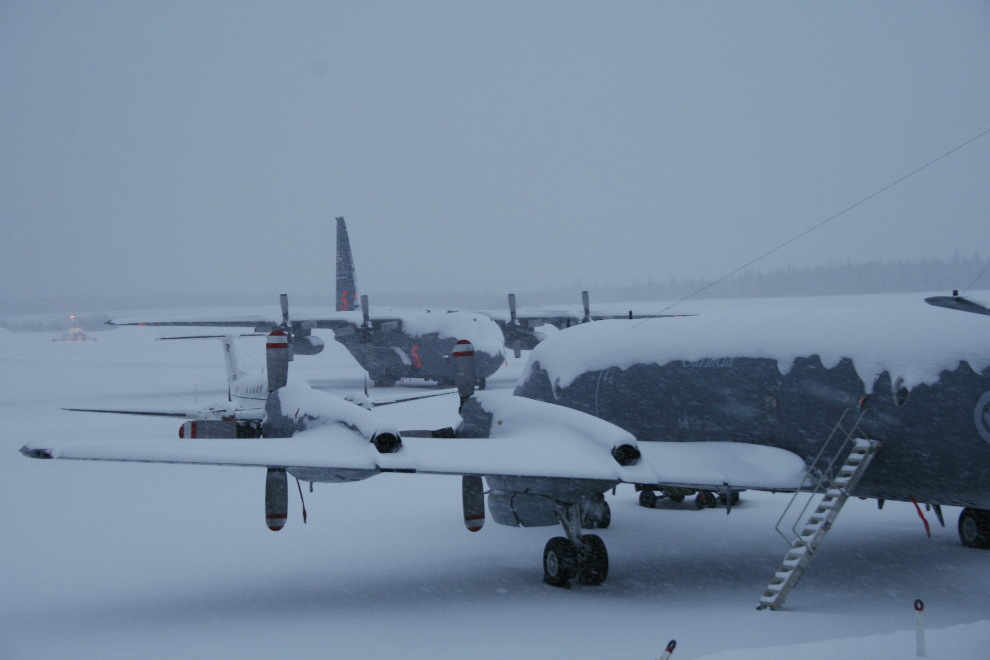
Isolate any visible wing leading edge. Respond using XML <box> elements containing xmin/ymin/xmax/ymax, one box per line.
<box><xmin>20</xmin><ymin>433</ymin><xmax>807</xmax><ymax>491</ymax></box>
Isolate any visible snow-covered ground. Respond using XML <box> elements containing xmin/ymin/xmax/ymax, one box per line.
<box><xmin>1</xmin><ymin>321</ymin><xmax>987</xmax><ymax>659</ymax></box>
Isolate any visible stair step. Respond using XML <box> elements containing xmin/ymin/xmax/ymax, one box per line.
<box><xmin>763</xmin><ymin>430</ymin><xmax>880</xmax><ymax>611</ymax></box>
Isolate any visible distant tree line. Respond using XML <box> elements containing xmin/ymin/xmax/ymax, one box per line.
<box><xmin>377</xmin><ymin>252</ymin><xmax>990</xmax><ymax>309</ymax></box>
<box><xmin>1</xmin><ymin>253</ymin><xmax>987</xmax><ymax>329</ymax></box>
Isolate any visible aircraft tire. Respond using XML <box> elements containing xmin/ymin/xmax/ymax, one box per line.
<box><xmin>695</xmin><ymin>491</ymin><xmax>717</xmax><ymax>509</ymax></box>
<box><xmin>582</xmin><ymin>496</ymin><xmax>610</xmax><ymax>529</ymax></box>
<box><xmin>543</xmin><ymin>537</ymin><xmax>577</xmax><ymax>586</ymax></box>
<box><xmin>639</xmin><ymin>489</ymin><xmax>658</xmax><ymax>508</ymax></box>
<box><xmin>959</xmin><ymin>508</ymin><xmax>990</xmax><ymax>549</ymax></box>
<box><xmin>719</xmin><ymin>491</ymin><xmax>741</xmax><ymax>506</ymax></box>
<box><xmin>597</xmin><ymin>501</ymin><xmax>611</xmax><ymax>529</ymax></box>
<box><xmin>476</xmin><ymin>378</ymin><xmax>486</xmax><ymax>390</ymax></box>
<box><xmin>579</xmin><ymin>534</ymin><xmax>608</xmax><ymax>586</ymax></box>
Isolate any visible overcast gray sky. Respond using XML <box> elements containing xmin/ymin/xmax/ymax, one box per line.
<box><xmin>1</xmin><ymin>2</ymin><xmax>988</xmax><ymax>303</ymax></box>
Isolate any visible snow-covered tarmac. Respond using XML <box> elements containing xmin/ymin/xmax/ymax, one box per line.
<box><xmin>1</xmin><ymin>325</ymin><xmax>987</xmax><ymax>659</ymax></box>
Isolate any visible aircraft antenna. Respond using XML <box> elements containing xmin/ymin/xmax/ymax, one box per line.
<box><xmin>638</xmin><ymin>126</ymin><xmax>990</xmax><ymax>320</ymax></box>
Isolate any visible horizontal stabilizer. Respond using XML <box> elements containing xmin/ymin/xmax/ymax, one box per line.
<box><xmin>157</xmin><ymin>334</ymin><xmax>265</xmax><ymax>340</ymax></box>
<box><xmin>925</xmin><ymin>295</ymin><xmax>990</xmax><ymax>317</ymax></box>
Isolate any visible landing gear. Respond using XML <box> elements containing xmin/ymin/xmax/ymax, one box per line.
<box><xmin>637</xmin><ymin>486</ymin><xmax>689</xmax><ymax>507</ymax></box>
<box><xmin>543</xmin><ymin>502</ymin><xmax>609</xmax><ymax>587</ymax></box>
<box><xmin>543</xmin><ymin>537</ymin><xmax>577</xmax><ymax>586</ymax></box>
<box><xmin>582</xmin><ymin>494</ymin><xmax>611</xmax><ymax>529</ymax></box>
<box><xmin>959</xmin><ymin>508</ymin><xmax>990</xmax><ymax>548</ymax></box>
<box><xmin>373</xmin><ymin>379</ymin><xmax>395</xmax><ymax>388</ymax></box>
<box><xmin>719</xmin><ymin>491</ymin><xmax>740</xmax><ymax>507</ymax></box>
<box><xmin>695</xmin><ymin>490</ymin><xmax>717</xmax><ymax>509</ymax></box>
<box><xmin>578</xmin><ymin>534</ymin><xmax>608</xmax><ymax>585</ymax></box>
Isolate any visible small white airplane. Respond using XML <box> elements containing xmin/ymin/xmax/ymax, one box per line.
<box><xmin>63</xmin><ymin>334</ymin><xmax>270</xmax><ymax>436</ymax></box>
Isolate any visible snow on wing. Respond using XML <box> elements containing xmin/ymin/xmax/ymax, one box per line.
<box><xmin>19</xmin><ymin>435</ymin><xmax>807</xmax><ymax>490</ymax></box>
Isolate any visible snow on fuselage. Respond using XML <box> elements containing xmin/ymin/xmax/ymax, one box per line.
<box><xmin>333</xmin><ymin>310</ymin><xmax>505</xmax><ymax>385</ymax></box>
<box><xmin>514</xmin><ymin>293</ymin><xmax>990</xmax><ymax>509</ymax></box>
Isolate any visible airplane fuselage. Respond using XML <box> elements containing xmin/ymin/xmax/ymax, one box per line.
<box><xmin>329</xmin><ymin>312</ymin><xmax>505</xmax><ymax>387</ymax></box>
<box><xmin>513</xmin><ymin>301</ymin><xmax>990</xmax><ymax>510</ymax></box>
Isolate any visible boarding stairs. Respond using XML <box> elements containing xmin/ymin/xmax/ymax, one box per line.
<box><xmin>758</xmin><ymin>408</ymin><xmax>881</xmax><ymax>610</ymax></box>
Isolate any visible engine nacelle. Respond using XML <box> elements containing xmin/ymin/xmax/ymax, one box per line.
<box><xmin>291</xmin><ymin>334</ymin><xmax>324</xmax><ymax>356</ymax></box>
<box><xmin>179</xmin><ymin>420</ymin><xmax>236</xmax><ymax>438</ymax></box>
<box><xmin>179</xmin><ymin>420</ymin><xmax>261</xmax><ymax>438</ymax></box>
<box><xmin>487</xmin><ymin>490</ymin><xmax>559</xmax><ymax>527</ymax></box>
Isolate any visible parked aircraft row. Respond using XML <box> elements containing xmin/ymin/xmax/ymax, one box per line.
<box><xmin>110</xmin><ymin>218</ymin><xmax>683</xmax><ymax>388</ymax></box>
<box><xmin>23</xmin><ymin>289</ymin><xmax>990</xmax><ymax>604</ymax></box>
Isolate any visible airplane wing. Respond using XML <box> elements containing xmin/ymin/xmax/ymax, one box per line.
<box><xmin>62</xmin><ymin>407</ymin><xmax>203</xmax><ymax>418</ymax></box>
<box><xmin>19</xmin><ymin>432</ymin><xmax>807</xmax><ymax>491</ymax></box>
<box><xmin>109</xmin><ymin>310</ymin><xmax>373</xmax><ymax>331</ymax></box>
<box><xmin>61</xmin><ymin>406</ymin><xmax>265</xmax><ymax>421</ymax></box>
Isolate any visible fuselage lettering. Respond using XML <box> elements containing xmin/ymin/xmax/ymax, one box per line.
<box><xmin>683</xmin><ymin>357</ymin><xmax>734</xmax><ymax>368</ymax></box>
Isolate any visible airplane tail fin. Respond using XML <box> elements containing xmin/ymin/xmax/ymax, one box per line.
<box><xmin>336</xmin><ymin>217</ymin><xmax>359</xmax><ymax>312</ymax></box>
<box><xmin>219</xmin><ymin>335</ymin><xmax>249</xmax><ymax>391</ymax></box>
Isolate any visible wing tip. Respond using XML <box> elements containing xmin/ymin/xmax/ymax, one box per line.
<box><xmin>20</xmin><ymin>445</ymin><xmax>53</xmax><ymax>459</ymax></box>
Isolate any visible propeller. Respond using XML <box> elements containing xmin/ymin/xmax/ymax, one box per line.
<box><xmin>261</xmin><ymin>294</ymin><xmax>324</xmax><ymax>357</ymax></box>
<box><xmin>266</xmin><ymin>330</ymin><xmax>291</xmax><ymax>393</ymax></box>
<box><xmin>462</xmin><ymin>475</ymin><xmax>485</xmax><ymax>532</ymax></box>
<box><xmin>581</xmin><ymin>290</ymin><xmax>591</xmax><ymax>323</ymax></box>
<box><xmin>502</xmin><ymin>293</ymin><xmax>525</xmax><ymax>358</ymax></box>
<box><xmin>361</xmin><ymin>294</ymin><xmax>371</xmax><ymax>328</ymax></box>
<box><xmin>263</xmin><ymin>327</ymin><xmax>292</xmax><ymax>531</ymax></box>
<box><xmin>265</xmin><ymin>467</ymin><xmax>288</xmax><ymax>531</ymax></box>
<box><xmin>454</xmin><ymin>339</ymin><xmax>476</xmax><ymax>410</ymax></box>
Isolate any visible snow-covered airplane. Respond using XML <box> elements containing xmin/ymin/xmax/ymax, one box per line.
<box><xmin>63</xmin><ymin>332</ymin><xmax>455</xmax><ymax>429</ymax></box>
<box><xmin>20</xmin><ymin>292</ymin><xmax>990</xmax><ymax>605</ymax></box>
<box><xmin>20</xmin><ymin>323</ymin><xmax>807</xmax><ymax>588</ymax></box>
<box><xmin>63</xmin><ymin>334</ymin><xmax>270</xmax><ymax>435</ymax></box>
<box><xmin>108</xmin><ymin>219</ymin><xmax>506</xmax><ymax>389</ymax></box>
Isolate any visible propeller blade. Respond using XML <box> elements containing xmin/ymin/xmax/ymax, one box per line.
<box><xmin>266</xmin><ymin>331</ymin><xmax>290</xmax><ymax>392</ymax></box>
<box><xmin>462</xmin><ymin>475</ymin><xmax>485</xmax><ymax>532</ymax></box>
<box><xmin>361</xmin><ymin>294</ymin><xmax>370</xmax><ymax>328</ymax></box>
<box><xmin>265</xmin><ymin>467</ymin><xmax>288</xmax><ymax>531</ymax></box>
<box><xmin>512</xmin><ymin>339</ymin><xmax>521</xmax><ymax>359</ymax></box>
<box><xmin>453</xmin><ymin>339</ymin><xmax>476</xmax><ymax>409</ymax></box>
<box><xmin>582</xmin><ymin>290</ymin><xmax>591</xmax><ymax>323</ymax></box>
<box><xmin>280</xmin><ymin>293</ymin><xmax>290</xmax><ymax>325</ymax></box>
<box><xmin>508</xmin><ymin>293</ymin><xmax>517</xmax><ymax>323</ymax></box>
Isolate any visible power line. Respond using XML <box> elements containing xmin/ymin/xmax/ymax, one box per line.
<box><xmin>644</xmin><ymin>126</ymin><xmax>990</xmax><ymax>317</ymax></box>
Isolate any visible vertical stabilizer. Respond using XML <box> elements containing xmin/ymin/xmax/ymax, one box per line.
<box><xmin>220</xmin><ymin>335</ymin><xmax>248</xmax><ymax>388</ymax></box>
<box><xmin>336</xmin><ymin>217</ymin><xmax>359</xmax><ymax>312</ymax></box>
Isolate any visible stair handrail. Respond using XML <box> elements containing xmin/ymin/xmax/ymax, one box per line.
<box><xmin>774</xmin><ymin>407</ymin><xmax>871</xmax><ymax>546</ymax></box>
